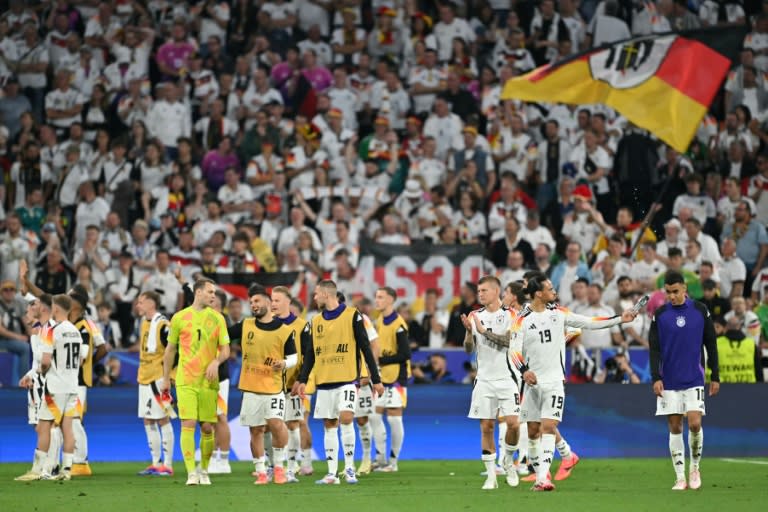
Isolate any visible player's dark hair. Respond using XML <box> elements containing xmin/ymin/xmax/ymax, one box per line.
<box><xmin>194</xmin><ymin>277</ymin><xmax>216</xmax><ymax>292</ymax></box>
<box><xmin>141</xmin><ymin>290</ymin><xmax>162</xmax><ymax>308</ymax></box>
<box><xmin>38</xmin><ymin>293</ymin><xmax>53</xmax><ymax>309</ymax></box>
<box><xmin>478</xmin><ymin>275</ymin><xmax>501</xmax><ymax>288</ymax></box>
<box><xmin>290</xmin><ymin>298</ymin><xmax>304</xmax><ymax>311</ymax></box>
<box><xmin>505</xmin><ymin>282</ymin><xmax>526</xmax><ymax>305</ymax></box>
<box><xmin>378</xmin><ymin>286</ymin><xmax>397</xmax><ymax>299</ymax></box>
<box><xmin>248</xmin><ymin>283</ymin><xmax>269</xmax><ymax>298</ymax></box>
<box><xmin>53</xmin><ymin>294</ymin><xmax>72</xmax><ymax>312</ymax></box>
<box><xmin>525</xmin><ymin>274</ymin><xmax>548</xmax><ymax>296</ymax></box>
<box><xmin>664</xmin><ymin>270</ymin><xmax>686</xmax><ymax>286</ymax></box>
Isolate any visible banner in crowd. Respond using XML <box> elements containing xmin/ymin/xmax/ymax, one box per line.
<box><xmin>357</xmin><ymin>239</ymin><xmax>495</xmax><ymax>308</ymax></box>
<box><xmin>204</xmin><ymin>271</ymin><xmax>307</xmax><ymax>304</ymax></box>
<box><xmin>501</xmin><ymin>27</ymin><xmax>747</xmax><ymax>152</ymax></box>
<box><xmin>298</xmin><ymin>186</ymin><xmax>391</xmax><ymax>203</ymax></box>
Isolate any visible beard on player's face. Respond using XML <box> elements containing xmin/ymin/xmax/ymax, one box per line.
<box><xmin>253</xmin><ymin>304</ymin><xmax>269</xmax><ymax>318</ymax></box>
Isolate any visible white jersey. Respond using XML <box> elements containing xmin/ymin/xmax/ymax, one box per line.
<box><xmin>512</xmin><ymin>304</ymin><xmax>621</xmax><ymax>384</ymax></box>
<box><xmin>472</xmin><ymin>306</ymin><xmax>517</xmax><ymax>381</ymax></box>
<box><xmin>42</xmin><ymin>320</ymin><xmax>84</xmax><ymax>394</ymax></box>
<box><xmin>28</xmin><ymin>319</ymin><xmax>56</xmax><ymax>376</ymax></box>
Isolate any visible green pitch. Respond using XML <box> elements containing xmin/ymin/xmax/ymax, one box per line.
<box><xmin>3</xmin><ymin>459</ymin><xmax>766</xmax><ymax>512</ymax></box>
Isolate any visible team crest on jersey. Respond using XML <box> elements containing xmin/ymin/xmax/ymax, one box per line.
<box><xmin>588</xmin><ymin>35</ymin><xmax>675</xmax><ymax>89</ymax></box>
<box><xmin>676</xmin><ymin>316</ymin><xmax>686</xmax><ymax>328</ymax></box>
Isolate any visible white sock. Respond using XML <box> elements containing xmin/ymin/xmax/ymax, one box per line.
<box><xmin>669</xmin><ymin>433</ymin><xmax>685</xmax><ymax>479</ymax></box>
<box><xmin>301</xmin><ymin>448</ymin><xmax>313</xmax><ymax>468</ymax></box>
<box><xmin>340</xmin><ymin>422</ymin><xmax>356</xmax><ymax>470</ymax></box>
<box><xmin>689</xmin><ymin>428</ymin><xmax>703</xmax><ymax>471</ymax></box>
<box><xmin>33</xmin><ymin>449</ymin><xmax>46</xmax><ymax>473</ymax></box>
<box><xmin>387</xmin><ymin>416</ymin><xmax>404</xmax><ymax>463</ymax></box>
<box><xmin>324</xmin><ymin>427</ymin><xmax>339</xmax><ymax>476</ymax></box>
<box><xmin>528</xmin><ymin>437</ymin><xmax>540</xmax><ymax>477</ymax></box>
<box><xmin>503</xmin><ymin>442</ymin><xmax>518</xmax><ymax>467</ymax></box>
<box><xmin>253</xmin><ymin>456</ymin><xmax>266</xmax><ymax>474</ymax></box>
<box><xmin>73</xmin><ymin>419</ymin><xmax>88</xmax><ymax>464</ymax></box>
<box><xmin>539</xmin><ymin>434</ymin><xmax>556</xmax><ymax>483</ymax></box>
<box><xmin>369</xmin><ymin>412</ymin><xmax>387</xmax><ymax>464</ymax></box>
<box><xmin>47</xmin><ymin>427</ymin><xmax>62</xmax><ymax>471</ymax></box>
<box><xmin>482</xmin><ymin>452</ymin><xmax>496</xmax><ymax>479</ymax></box>
<box><xmin>517</xmin><ymin>423</ymin><xmax>528</xmax><ymax>463</ymax></box>
<box><xmin>145</xmin><ymin>424</ymin><xmax>162</xmax><ymax>466</ymax></box>
<box><xmin>272</xmin><ymin>446</ymin><xmax>286</xmax><ymax>469</ymax></box>
<box><xmin>287</xmin><ymin>428</ymin><xmax>301</xmax><ymax>471</ymax></box>
<box><xmin>160</xmin><ymin>423</ymin><xmax>174</xmax><ymax>466</ymax></box>
<box><xmin>556</xmin><ymin>438</ymin><xmax>572</xmax><ymax>459</ymax></box>
<box><xmin>62</xmin><ymin>452</ymin><xmax>74</xmax><ymax>471</ymax></box>
<box><xmin>264</xmin><ymin>431</ymin><xmax>273</xmax><ymax>466</ymax></box>
<box><xmin>497</xmin><ymin>422</ymin><xmax>508</xmax><ymax>465</ymax></box>
<box><xmin>220</xmin><ymin>450</ymin><xmax>229</xmax><ymax>461</ymax></box>
<box><xmin>358</xmin><ymin>422</ymin><xmax>372</xmax><ymax>460</ymax></box>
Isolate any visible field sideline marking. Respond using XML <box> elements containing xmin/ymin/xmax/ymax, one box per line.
<box><xmin>719</xmin><ymin>458</ymin><xmax>768</xmax><ymax>465</ymax></box>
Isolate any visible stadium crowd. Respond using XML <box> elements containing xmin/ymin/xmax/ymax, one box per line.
<box><xmin>0</xmin><ymin>0</ymin><xmax>767</xmax><ymax>387</ymax></box>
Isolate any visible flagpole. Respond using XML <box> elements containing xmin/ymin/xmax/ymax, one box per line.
<box><xmin>628</xmin><ymin>175</ymin><xmax>673</xmax><ymax>259</ymax></box>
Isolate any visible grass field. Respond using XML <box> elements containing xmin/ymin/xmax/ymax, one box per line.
<box><xmin>3</xmin><ymin>459</ymin><xmax>766</xmax><ymax>511</ymax></box>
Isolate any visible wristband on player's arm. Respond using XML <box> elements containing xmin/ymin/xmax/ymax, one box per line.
<box><xmin>519</xmin><ymin>364</ymin><xmax>530</xmax><ymax>375</ymax></box>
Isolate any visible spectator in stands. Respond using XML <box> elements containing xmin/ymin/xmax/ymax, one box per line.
<box><xmin>446</xmin><ymin>282</ymin><xmax>480</xmax><ymax>347</ymax></box>
<box><xmin>0</xmin><ymin>77</ymin><xmax>32</xmax><ymax>140</ymax></box>
<box><xmin>551</xmin><ymin>241</ymin><xmax>592</xmax><ymax>305</ymax></box>
<box><xmin>412</xmin><ymin>353</ymin><xmax>455</xmax><ymax>384</ymax></box>
<box><xmin>411</xmin><ymin>288</ymin><xmax>450</xmax><ymax>350</ymax></box>
<box><xmin>722</xmin><ymin>200</ymin><xmax>768</xmax><ymax>283</ymax></box>
<box><xmin>0</xmin><ymin>279</ymin><xmax>31</xmax><ymax>385</ymax></box>
<box><xmin>701</xmin><ymin>279</ymin><xmax>731</xmax><ymax>319</ymax></box>
<box><xmin>594</xmin><ymin>347</ymin><xmax>641</xmax><ymax>384</ymax></box>
<box><xmin>578</xmin><ymin>283</ymin><xmax>623</xmax><ymax>349</ymax></box>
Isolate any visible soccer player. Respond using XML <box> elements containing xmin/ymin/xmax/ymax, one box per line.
<box><xmin>35</xmin><ymin>295</ymin><xmax>85</xmax><ymax>481</ymax></box>
<box><xmin>290</xmin><ymin>296</ymin><xmax>315</xmax><ymax>476</ymax></box>
<box><xmin>209</xmin><ymin>289</ymin><xmax>233</xmax><ymax>475</ymax></box>
<box><xmin>512</xmin><ymin>274</ymin><xmax>637</xmax><ymax>491</ymax></box>
<box><xmin>353</xmin><ymin>297</ymin><xmax>380</xmax><ymax>475</ymax></box>
<box><xmin>68</xmin><ymin>289</ymin><xmax>107</xmax><ymax>477</ymax></box>
<box><xmin>292</xmin><ymin>280</ymin><xmax>384</xmax><ymax>485</ymax></box>
<box><xmin>162</xmin><ymin>278</ymin><xmax>230</xmax><ymax>486</ymax></box>
<box><xmin>650</xmin><ymin>270</ymin><xmax>720</xmax><ymax>491</ymax></box>
<box><xmin>271</xmin><ymin>285</ymin><xmax>310</xmax><ymax>482</ymax></box>
<box><xmin>239</xmin><ymin>284</ymin><xmax>297</xmax><ymax>485</ymax></box>
<box><xmin>372</xmin><ymin>287</ymin><xmax>410</xmax><ymax>473</ymax></box>
<box><xmin>16</xmin><ymin>294</ymin><xmax>61</xmax><ymax>481</ymax></box>
<box><xmin>136</xmin><ymin>291</ymin><xmax>174</xmax><ymax>476</ymax></box>
<box><xmin>462</xmin><ymin>276</ymin><xmax>521</xmax><ymax>490</ymax></box>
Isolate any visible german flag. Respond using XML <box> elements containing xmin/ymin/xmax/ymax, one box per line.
<box><xmin>501</xmin><ymin>27</ymin><xmax>747</xmax><ymax>152</ymax></box>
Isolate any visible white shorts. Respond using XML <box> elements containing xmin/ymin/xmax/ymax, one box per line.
<box><xmin>240</xmin><ymin>391</ymin><xmax>286</xmax><ymax>427</ymax></box>
<box><xmin>77</xmin><ymin>386</ymin><xmax>87</xmax><ymax>417</ymax></box>
<box><xmin>217</xmin><ymin>379</ymin><xmax>229</xmax><ymax>416</ymax></box>
<box><xmin>314</xmin><ymin>384</ymin><xmax>357</xmax><ymax>420</ymax></box>
<box><xmin>355</xmin><ymin>384</ymin><xmax>374</xmax><ymax>417</ymax></box>
<box><xmin>655</xmin><ymin>386</ymin><xmax>706</xmax><ymax>416</ymax></box>
<box><xmin>520</xmin><ymin>381</ymin><xmax>565</xmax><ymax>423</ymax></box>
<box><xmin>27</xmin><ymin>376</ymin><xmax>44</xmax><ymax>425</ymax></box>
<box><xmin>138</xmin><ymin>379</ymin><xmax>168</xmax><ymax>420</ymax></box>
<box><xmin>39</xmin><ymin>392</ymin><xmax>79</xmax><ymax>424</ymax></box>
<box><xmin>375</xmin><ymin>384</ymin><xmax>407</xmax><ymax>409</ymax></box>
<box><xmin>468</xmin><ymin>378</ymin><xmax>521</xmax><ymax>419</ymax></box>
<box><xmin>285</xmin><ymin>394</ymin><xmax>305</xmax><ymax>422</ymax></box>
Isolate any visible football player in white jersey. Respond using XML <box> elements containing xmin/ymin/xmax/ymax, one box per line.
<box><xmin>34</xmin><ymin>295</ymin><xmax>87</xmax><ymax>481</ymax></box>
<box><xmin>505</xmin><ymin>277</ymin><xmax>582</xmax><ymax>482</ymax></box>
<box><xmin>353</xmin><ymin>298</ymin><xmax>380</xmax><ymax>475</ymax></box>
<box><xmin>462</xmin><ymin>276</ymin><xmax>521</xmax><ymax>490</ymax></box>
<box><xmin>511</xmin><ymin>275</ymin><xmax>637</xmax><ymax>491</ymax></box>
<box><xmin>16</xmin><ymin>294</ymin><xmax>62</xmax><ymax>481</ymax></box>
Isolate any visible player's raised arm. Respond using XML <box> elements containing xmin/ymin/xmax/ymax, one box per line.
<box><xmin>354</xmin><ymin>311</ymin><xmax>382</xmax><ymax>385</ymax></box>
<box><xmin>562</xmin><ymin>306</ymin><xmax>635</xmax><ymax>330</ymax></box>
